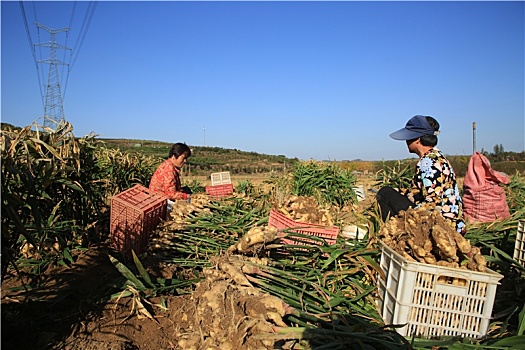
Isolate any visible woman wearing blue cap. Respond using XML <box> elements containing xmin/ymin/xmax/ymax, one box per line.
<box><xmin>376</xmin><ymin>115</ymin><xmax>465</xmax><ymax>234</ymax></box>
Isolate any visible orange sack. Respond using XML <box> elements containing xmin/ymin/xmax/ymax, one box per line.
<box><xmin>462</xmin><ymin>152</ymin><xmax>510</xmax><ymax>222</ymax></box>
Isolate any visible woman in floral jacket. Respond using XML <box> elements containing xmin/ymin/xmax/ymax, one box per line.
<box><xmin>149</xmin><ymin>143</ymin><xmax>192</xmax><ymax>202</ymax></box>
<box><xmin>376</xmin><ymin>115</ymin><xmax>465</xmax><ymax>234</ymax></box>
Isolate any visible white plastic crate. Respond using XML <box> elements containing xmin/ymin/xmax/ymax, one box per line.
<box><xmin>513</xmin><ymin>220</ymin><xmax>525</xmax><ymax>266</ymax></box>
<box><xmin>377</xmin><ymin>242</ymin><xmax>503</xmax><ymax>339</ymax></box>
<box><xmin>210</xmin><ymin>171</ymin><xmax>231</xmax><ymax>186</ymax></box>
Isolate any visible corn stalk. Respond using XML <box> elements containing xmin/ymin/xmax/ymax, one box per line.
<box><xmin>95</xmin><ymin>145</ymin><xmax>159</xmax><ymax>200</ymax></box>
<box><xmin>1</xmin><ymin>122</ymin><xmax>107</xmax><ymax>276</ymax></box>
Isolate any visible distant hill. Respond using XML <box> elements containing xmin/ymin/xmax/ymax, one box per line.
<box><xmin>79</xmin><ymin>138</ymin><xmax>525</xmax><ymax>177</ymax></box>
<box><xmin>100</xmin><ymin>138</ymin><xmax>298</xmax><ymax>176</ymax></box>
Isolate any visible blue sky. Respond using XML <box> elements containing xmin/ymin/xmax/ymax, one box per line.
<box><xmin>2</xmin><ymin>1</ymin><xmax>524</xmax><ymax>161</ymax></box>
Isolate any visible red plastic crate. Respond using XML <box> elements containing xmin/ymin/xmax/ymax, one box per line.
<box><xmin>206</xmin><ymin>184</ymin><xmax>234</xmax><ymax>198</ymax></box>
<box><xmin>110</xmin><ymin>185</ymin><xmax>167</xmax><ymax>256</ymax></box>
<box><xmin>268</xmin><ymin>209</ymin><xmax>338</xmax><ymax>246</ymax></box>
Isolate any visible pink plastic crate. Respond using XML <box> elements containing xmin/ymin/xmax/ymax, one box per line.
<box><xmin>206</xmin><ymin>184</ymin><xmax>234</xmax><ymax>198</ymax></box>
<box><xmin>268</xmin><ymin>209</ymin><xmax>338</xmax><ymax>246</ymax></box>
<box><xmin>110</xmin><ymin>185</ymin><xmax>167</xmax><ymax>256</ymax></box>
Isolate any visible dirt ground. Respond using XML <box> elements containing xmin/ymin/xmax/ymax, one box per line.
<box><xmin>1</xmin><ymin>245</ymin><xmax>126</xmax><ymax>350</ymax></box>
<box><xmin>0</xmin><ymin>175</ymin><xmax>378</xmax><ymax>350</ymax></box>
<box><xmin>1</xmin><ymin>245</ymin><xmax>298</xmax><ymax>350</ymax></box>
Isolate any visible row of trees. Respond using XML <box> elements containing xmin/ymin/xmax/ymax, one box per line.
<box><xmin>485</xmin><ymin>144</ymin><xmax>525</xmax><ymax>162</ymax></box>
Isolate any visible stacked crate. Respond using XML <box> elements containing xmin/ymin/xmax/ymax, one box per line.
<box><xmin>206</xmin><ymin>171</ymin><xmax>234</xmax><ymax>198</ymax></box>
<box><xmin>110</xmin><ymin>185</ymin><xmax>167</xmax><ymax>256</ymax></box>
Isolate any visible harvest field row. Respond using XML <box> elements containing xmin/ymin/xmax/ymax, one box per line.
<box><xmin>1</xmin><ymin>122</ymin><xmax>525</xmax><ymax>349</ymax></box>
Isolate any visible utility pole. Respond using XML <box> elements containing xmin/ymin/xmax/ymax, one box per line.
<box><xmin>35</xmin><ymin>23</ymin><xmax>71</xmax><ymax>129</ymax></box>
<box><xmin>472</xmin><ymin>122</ymin><xmax>476</xmax><ymax>154</ymax></box>
<box><xmin>203</xmin><ymin>125</ymin><xmax>206</xmax><ymax>146</ymax></box>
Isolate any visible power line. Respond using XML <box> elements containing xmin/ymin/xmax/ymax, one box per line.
<box><xmin>59</xmin><ymin>1</ymin><xmax>76</xmax><ymax>96</ymax></box>
<box><xmin>70</xmin><ymin>1</ymin><xmax>97</xmax><ymax>71</ymax></box>
<box><xmin>64</xmin><ymin>1</ymin><xmax>97</xmax><ymax>98</ymax></box>
<box><xmin>19</xmin><ymin>0</ymin><xmax>44</xmax><ymax>109</ymax></box>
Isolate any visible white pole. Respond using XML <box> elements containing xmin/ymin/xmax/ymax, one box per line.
<box><xmin>472</xmin><ymin>122</ymin><xmax>476</xmax><ymax>154</ymax></box>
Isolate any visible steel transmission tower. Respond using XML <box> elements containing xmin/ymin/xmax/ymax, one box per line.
<box><xmin>34</xmin><ymin>23</ymin><xmax>71</xmax><ymax>129</ymax></box>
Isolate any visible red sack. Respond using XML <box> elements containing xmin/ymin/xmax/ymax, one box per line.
<box><xmin>462</xmin><ymin>152</ymin><xmax>510</xmax><ymax>222</ymax></box>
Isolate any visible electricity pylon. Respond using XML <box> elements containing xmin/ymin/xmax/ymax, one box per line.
<box><xmin>34</xmin><ymin>22</ymin><xmax>71</xmax><ymax>129</ymax></box>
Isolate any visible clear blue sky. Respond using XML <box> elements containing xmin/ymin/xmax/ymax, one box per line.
<box><xmin>2</xmin><ymin>1</ymin><xmax>524</xmax><ymax>161</ymax></box>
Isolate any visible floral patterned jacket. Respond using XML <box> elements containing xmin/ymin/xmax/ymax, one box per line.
<box><xmin>148</xmin><ymin>159</ymin><xmax>188</xmax><ymax>201</ymax></box>
<box><xmin>407</xmin><ymin>148</ymin><xmax>465</xmax><ymax>233</ymax></box>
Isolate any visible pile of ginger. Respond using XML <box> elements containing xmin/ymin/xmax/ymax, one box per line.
<box><xmin>379</xmin><ymin>207</ymin><xmax>486</xmax><ymax>272</ymax></box>
<box><xmin>275</xmin><ymin>195</ymin><xmax>334</xmax><ymax>226</ymax></box>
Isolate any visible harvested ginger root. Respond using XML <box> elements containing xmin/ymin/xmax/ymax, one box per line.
<box><xmin>379</xmin><ymin>207</ymin><xmax>487</xmax><ymax>272</ymax></box>
<box><xmin>229</xmin><ymin>226</ymin><xmax>278</xmax><ymax>254</ymax></box>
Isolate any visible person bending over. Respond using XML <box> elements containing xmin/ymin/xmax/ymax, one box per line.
<box><xmin>376</xmin><ymin>115</ymin><xmax>465</xmax><ymax>234</ymax></box>
<box><xmin>149</xmin><ymin>143</ymin><xmax>192</xmax><ymax>202</ymax></box>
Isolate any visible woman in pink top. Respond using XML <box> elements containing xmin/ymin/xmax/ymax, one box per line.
<box><xmin>149</xmin><ymin>143</ymin><xmax>191</xmax><ymax>201</ymax></box>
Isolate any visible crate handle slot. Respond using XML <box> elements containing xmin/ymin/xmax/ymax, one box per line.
<box><xmin>436</xmin><ymin>275</ymin><xmax>468</xmax><ymax>287</ymax></box>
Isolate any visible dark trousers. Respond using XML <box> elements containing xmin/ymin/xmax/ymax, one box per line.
<box><xmin>376</xmin><ymin>186</ymin><xmax>415</xmax><ymax>221</ymax></box>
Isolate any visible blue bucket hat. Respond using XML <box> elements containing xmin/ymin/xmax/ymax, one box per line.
<box><xmin>389</xmin><ymin>115</ymin><xmax>439</xmax><ymax>140</ymax></box>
